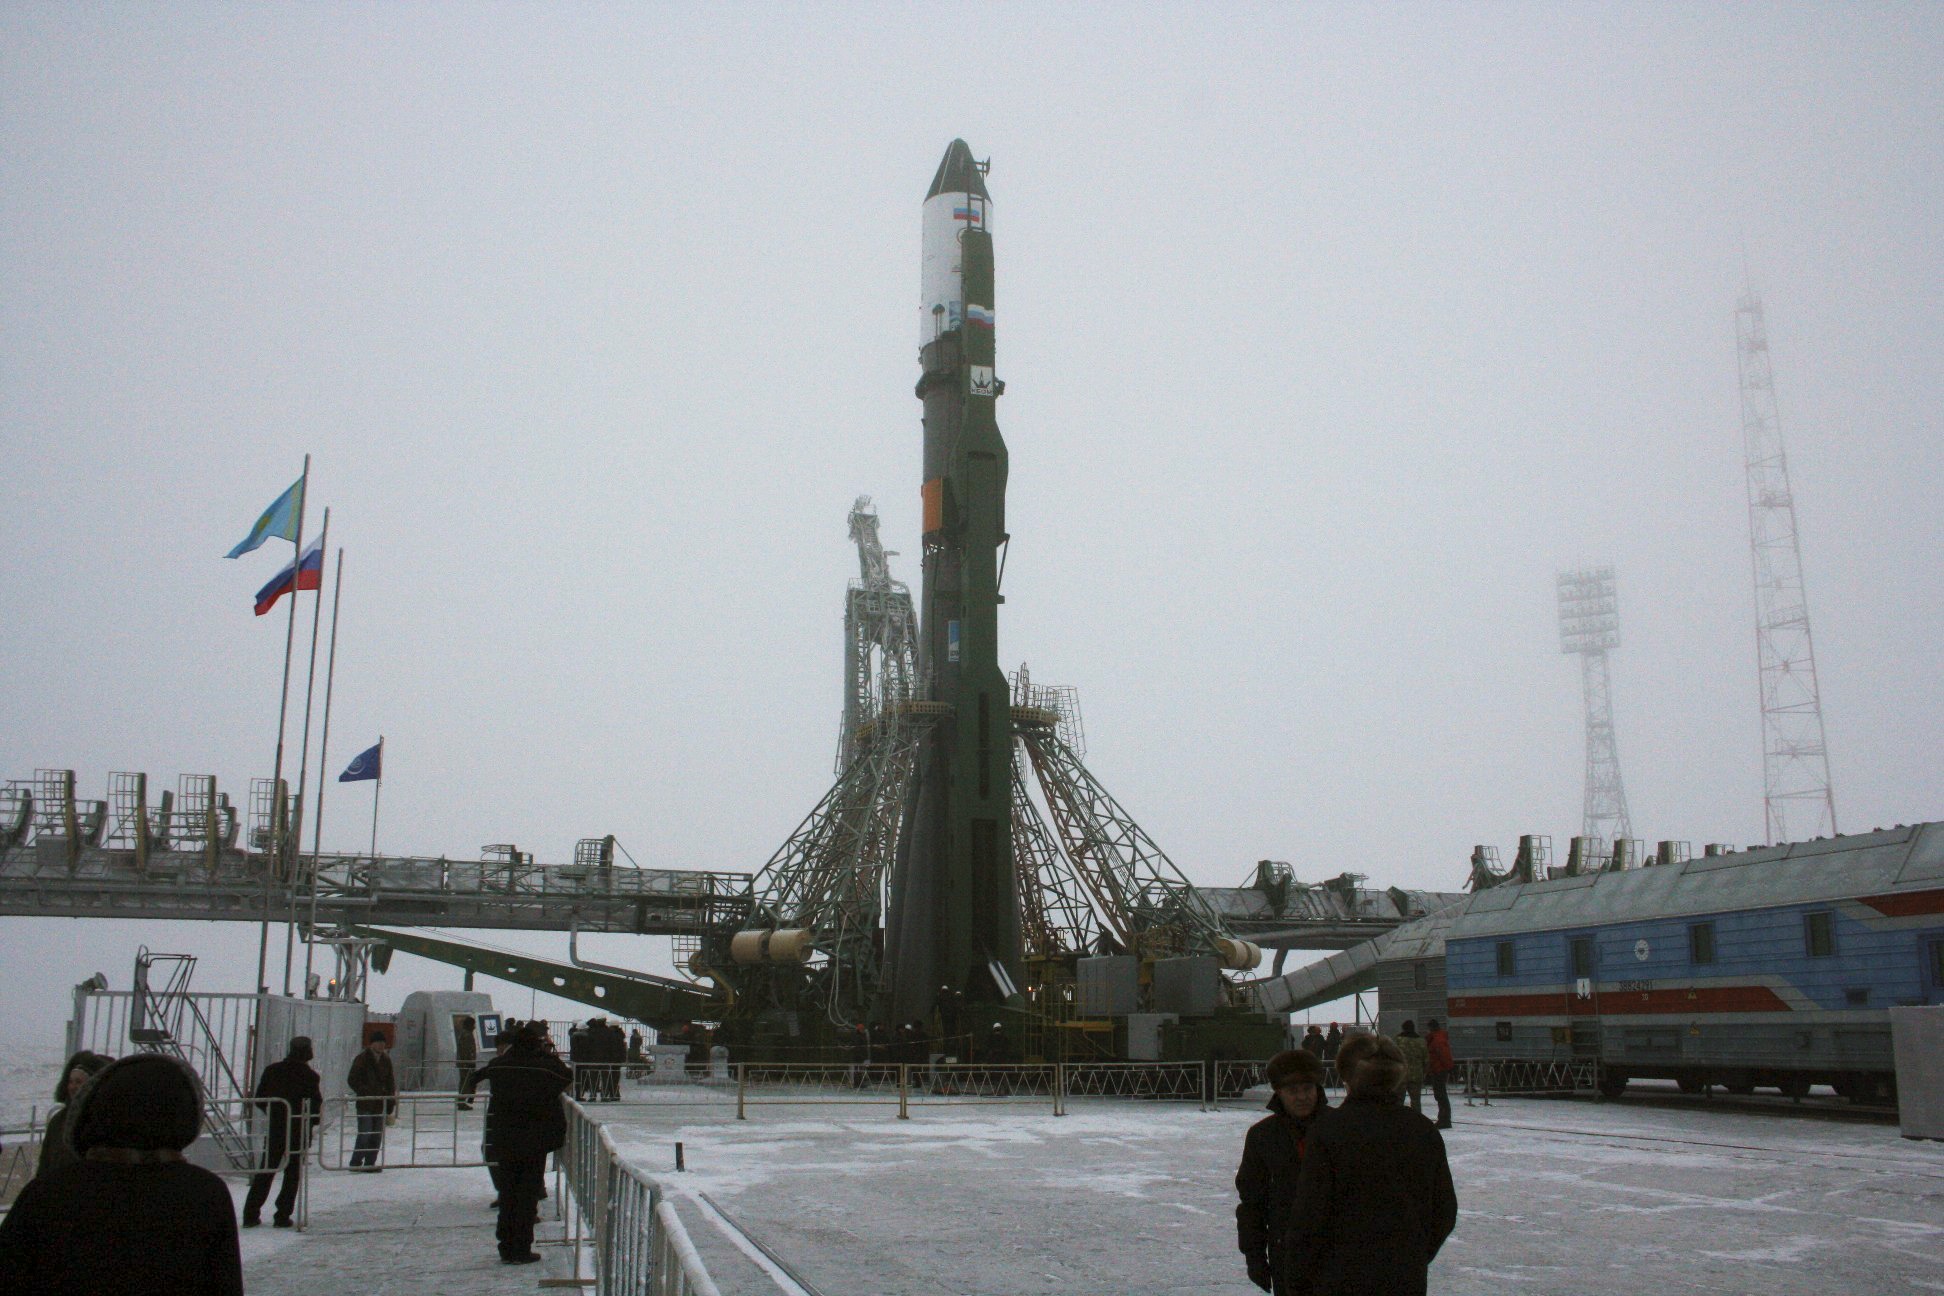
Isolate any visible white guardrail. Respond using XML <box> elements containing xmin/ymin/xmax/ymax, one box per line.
<box><xmin>561</xmin><ymin>1097</ymin><xmax>721</xmax><ymax>1296</ymax></box>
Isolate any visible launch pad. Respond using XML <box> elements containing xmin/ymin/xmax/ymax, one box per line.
<box><xmin>1</xmin><ymin>141</ymin><xmax>1465</xmax><ymax>1067</ymax></box>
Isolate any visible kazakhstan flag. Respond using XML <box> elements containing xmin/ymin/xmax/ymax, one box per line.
<box><xmin>225</xmin><ymin>476</ymin><xmax>305</xmax><ymax>558</ymax></box>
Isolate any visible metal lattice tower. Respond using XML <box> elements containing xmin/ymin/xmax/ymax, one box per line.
<box><xmin>1557</xmin><ymin>567</ymin><xmax>1633</xmax><ymax>845</ymax></box>
<box><xmin>837</xmin><ymin>496</ymin><xmax>920</xmax><ymax>774</ymax></box>
<box><xmin>1736</xmin><ymin>289</ymin><xmax>1837</xmax><ymax>844</ymax></box>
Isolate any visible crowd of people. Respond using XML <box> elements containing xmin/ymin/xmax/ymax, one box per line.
<box><xmin>4</xmin><ymin>1011</ymin><xmax>1464</xmax><ymax>1292</ymax></box>
<box><xmin>566</xmin><ymin>1016</ymin><xmax>628</xmax><ymax>1100</ymax></box>
<box><xmin>1236</xmin><ymin>1020</ymin><xmax>1460</xmax><ymax>1296</ymax></box>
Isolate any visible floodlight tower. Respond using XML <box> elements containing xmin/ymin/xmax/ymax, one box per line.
<box><xmin>1736</xmin><ymin>289</ymin><xmax>1837</xmax><ymax>844</ymax></box>
<box><xmin>1558</xmin><ymin>566</ymin><xmax>1633</xmax><ymax>844</ymax></box>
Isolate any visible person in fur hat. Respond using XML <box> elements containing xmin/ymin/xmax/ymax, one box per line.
<box><xmin>1282</xmin><ymin>1033</ymin><xmax>1456</xmax><ymax>1296</ymax></box>
<box><xmin>32</xmin><ymin>1049</ymin><xmax>113</xmax><ymax>1178</ymax></box>
<box><xmin>1235</xmin><ymin>1048</ymin><xmax>1331</xmax><ymax>1294</ymax></box>
<box><xmin>0</xmin><ymin>1053</ymin><xmax>242</xmax><ymax>1295</ymax></box>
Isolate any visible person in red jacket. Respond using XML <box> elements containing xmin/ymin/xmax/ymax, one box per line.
<box><xmin>1424</xmin><ymin>1019</ymin><xmax>1455</xmax><ymax>1130</ymax></box>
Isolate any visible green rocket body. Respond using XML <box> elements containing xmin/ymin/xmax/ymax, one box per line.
<box><xmin>883</xmin><ymin>141</ymin><xmax>1023</xmax><ymax>1026</ymax></box>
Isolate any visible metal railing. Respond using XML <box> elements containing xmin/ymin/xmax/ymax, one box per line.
<box><xmin>312</xmin><ymin>1092</ymin><xmax>489</xmax><ymax>1170</ymax></box>
<box><xmin>1462</xmin><ymin>1057</ymin><xmax>1597</xmax><ymax>1100</ymax></box>
<box><xmin>726</xmin><ymin>1060</ymin><xmax>1225</xmax><ymax>1117</ymax></box>
<box><xmin>1207</xmin><ymin>1058</ymin><xmax>1344</xmax><ymax>1107</ymax></box>
<box><xmin>1</xmin><ymin>1113</ymin><xmax>45</xmax><ymax>1211</ymax></box>
<box><xmin>561</xmin><ymin>1098</ymin><xmax>721</xmax><ymax>1296</ymax></box>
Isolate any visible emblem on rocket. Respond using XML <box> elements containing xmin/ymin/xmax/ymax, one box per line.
<box><xmin>882</xmin><ymin>140</ymin><xmax>1023</xmax><ymax>1025</ymax></box>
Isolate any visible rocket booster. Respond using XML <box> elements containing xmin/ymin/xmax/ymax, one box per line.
<box><xmin>884</xmin><ymin>140</ymin><xmax>1022</xmax><ymax>1025</ymax></box>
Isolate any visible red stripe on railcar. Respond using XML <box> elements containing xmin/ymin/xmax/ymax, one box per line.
<box><xmin>1858</xmin><ymin>887</ymin><xmax>1944</xmax><ymax>917</ymax></box>
<box><xmin>1447</xmin><ymin>985</ymin><xmax>1792</xmax><ymax>1017</ymax></box>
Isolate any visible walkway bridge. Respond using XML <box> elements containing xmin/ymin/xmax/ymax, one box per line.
<box><xmin>0</xmin><ymin>767</ymin><xmax>1459</xmax><ymax>953</ymax></box>
<box><xmin>0</xmin><ymin>769</ymin><xmax>747</xmax><ymax>933</ymax></box>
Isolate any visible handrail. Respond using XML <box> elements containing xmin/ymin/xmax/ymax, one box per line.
<box><xmin>560</xmin><ymin>1097</ymin><xmax>721</xmax><ymax>1296</ymax></box>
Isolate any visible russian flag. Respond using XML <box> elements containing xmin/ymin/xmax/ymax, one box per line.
<box><xmin>254</xmin><ymin>537</ymin><xmax>324</xmax><ymax>616</ymax></box>
<box><xmin>966</xmin><ymin>304</ymin><xmax>994</xmax><ymax>330</ymax></box>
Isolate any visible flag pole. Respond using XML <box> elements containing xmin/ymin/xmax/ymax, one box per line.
<box><xmin>368</xmin><ymin>736</ymin><xmax>384</xmax><ymax>860</ymax></box>
<box><xmin>305</xmin><ymin>548</ymin><xmax>345</xmax><ymax>997</ymax></box>
<box><xmin>258</xmin><ymin>453</ymin><xmax>309</xmax><ymax>997</ymax></box>
<box><xmin>284</xmin><ymin>507</ymin><xmax>330</xmax><ymax>996</ymax></box>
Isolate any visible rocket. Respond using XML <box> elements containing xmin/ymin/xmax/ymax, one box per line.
<box><xmin>882</xmin><ymin>140</ymin><xmax>1023</xmax><ymax>1025</ymax></box>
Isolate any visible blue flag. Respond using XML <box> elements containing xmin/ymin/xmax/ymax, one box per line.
<box><xmin>340</xmin><ymin>742</ymin><xmax>382</xmax><ymax>783</ymax></box>
<box><xmin>225</xmin><ymin>476</ymin><xmax>305</xmax><ymax>558</ymax></box>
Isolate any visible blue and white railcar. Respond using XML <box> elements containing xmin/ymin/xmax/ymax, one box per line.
<box><xmin>1443</xmin><ymin>822</ymin><xmax>1944</xmax><ymax>1100</ymax></box>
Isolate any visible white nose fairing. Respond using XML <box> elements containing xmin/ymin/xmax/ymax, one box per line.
<box><xmin>920</xmin><ymin>141</ymin><xmax>991</xmax><ymax>347</ymax></box>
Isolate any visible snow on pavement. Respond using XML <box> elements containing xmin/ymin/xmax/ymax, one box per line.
<box><xmin>7</xmin><ymin>1061</ymin><xmax>1939</xmax><ymax>1295</ymax></box>
<box><xmin>588</xmin><ymin>1088</ymin><xmax>1944</xmax><ymax>1296</ymax></box>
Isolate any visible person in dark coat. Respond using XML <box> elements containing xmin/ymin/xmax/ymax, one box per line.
<box><xmin>1236</xmin><ymin>1048</ymin><xmax>1330</xmax><ymax>1294</ymax></box>
<box><xmin>1424</xmin><ymin>1019</ymin><xmax>1455</xmax><ymax>1130</ymax></box>
<box><xmin>347</xmin><ymin>1030</ymin><xmax>396</xmax><ymax>1170</ymax></box>
<box><xmin>465</xmin><ymin>1028</ymin><xmax>519</xmax><ymax>1204</ymax></box>
<box><xmin>1283</xmin><ymin>1034</ymin><xmax>1457</xmax><ymax>1296</ymax></box>
<box><xmin>468</xmin><ymin>1020</ymin><xmax>573</xmax><ymax>1264</ymax></box>
<box><xmin>33</xmin><ymin>1049</ymin><xmax>112</xmax><ymax>1179</ymax></box>
<box><xmin>1321</xmin><ymin>1024</ymin><xmax>1343</xmax><ymax>1065</ymax></box>
<box><xmin>568</xmin><ymin>1021</ymin><xmax>591</xmax><ymax>1100</ymax></box>
<box><xmin>1299</xmin><ymin>1025</ymin><xmax>1326</xmax><ymax>1059</ymax></box>
<box><xmin>1396</xmin><ymin>1020</ymin><xmax>1429</xmax><ymax>1115</ymax></box>
<box><xmin>601</xmin><ymin>1019</ymin><xmax>626</xmax><ymax>1099</ymax></box>
<box><xmin>0</xmin><ymin>1053</ymin><xmax>243</xmax><ymax>1296</ymax></box>
<box><xmin>242</xmin><ymin>1035</ymin><xmax>323</xmax><ymax>1227</ymax></box>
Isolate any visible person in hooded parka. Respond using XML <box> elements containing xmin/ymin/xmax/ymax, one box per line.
<box><xmin>0</xmin><ymin>1053</ymin><xmax>243</xmax><ymax>1296</ymax></box>
<box><xmin>32</xmin><ymin>1049</ymin><xmax>112</xmax><ymax>1179</ymax></box>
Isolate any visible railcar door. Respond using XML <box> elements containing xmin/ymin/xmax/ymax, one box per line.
<box><xmin>1566</xmin><ymin>934</ymin><xmax>1602</xmax><ymax>1059</ymax></box>
<box><xmin>1927</xmin><ymin>937</ymin><xmax>1944</xmax><ymax>1006</ymax></box>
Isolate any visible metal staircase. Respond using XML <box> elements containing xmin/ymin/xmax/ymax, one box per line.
<box><xmin>129</xmin><ymin>948</ymin><xmax>257</xmax><ymax>1168</ymax></box>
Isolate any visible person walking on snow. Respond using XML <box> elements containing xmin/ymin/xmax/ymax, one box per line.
<box><xmin>468</xmin><ymin>1020</ymin><xmax>572</xmax><ymax>1265</ymax></box>
<box><xmin>1283</xmin><ymin>1034</ymin><xmax>1457</xmax><ymax>1296</ymax></box>
<box><xmin>1424</xmin><ymin>1019</ymin><xmax>1455</xmax><ymax>1129</ymax></box>
<box><xmin>242</xmin><ymin>1035</ymin><xmax>322</xmax><ymax>1227</ymax></box>
<box><xmin>1396</xmin><ymin>1020</ymin><xmax>1429</xmax><ymax>1116</ymax></box>
<box><xmin>1235</xmin><ymin>1048</ymin><xmax>1331</xmax><ymax>1295</ymax></box>
<box><xmin>347</xmin><ymin>1031</ymin><xmax>396</xmax><ymax>1170</ymax></box>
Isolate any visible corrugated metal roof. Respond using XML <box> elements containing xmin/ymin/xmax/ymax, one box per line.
<box><xmin>1448</xmin><ymin>822</ymin><xmax>1940</xmax><ymax>940</ymax></box>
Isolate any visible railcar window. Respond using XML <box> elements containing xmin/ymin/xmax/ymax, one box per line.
<box><xmin>1569</xmin><ymin>936</ymin><xmax>1595</xmax><ymax>978</ymax></box>
<box><xmin>1689</xmin><ymin>922</ymin><xmax>1716</xmax><ymax>965</ymax></box>
<box><xmin>1496</xmin><ymin>941</ymin><xmax>1516</xmax><ymax>977</ymax></box>
<box><xmin>1932</xmin><ymin>940</ymin><xmax>1944</xmax><ymax>988</ymax></box>
<box><xmin>1413</xmin><ymin>960</ymin><xmax>1428</xmax><ymax>991</ymax></box>
<box><xmin>1804</xmin><ymin>911</ymin><xmax>1834</xmax><ymax>958</ymax></box>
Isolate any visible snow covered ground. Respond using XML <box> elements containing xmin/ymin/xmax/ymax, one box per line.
<box><xmin>590</xmin><ymin>1086</ymin><xmax>1944</xmax><ymax>1296</ymax></box>
<box><xmin>6</xmin><ymin>1049</ymin><xmax>1941</xmax><ymax>1295</ymax></box>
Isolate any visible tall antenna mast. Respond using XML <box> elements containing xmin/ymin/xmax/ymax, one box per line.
<box><xmin>1736</xmin><ymin>287</ymin><xmax>1837</xmax><ymax>844</ymax></box>
<box><xmin>1558</xmin><ymin>566</ymin><xmax>1633</xmax><ymax>845</ymax></box>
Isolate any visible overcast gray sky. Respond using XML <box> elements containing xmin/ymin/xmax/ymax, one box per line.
<box><xmin>3</xmin><ymin>4</ymin><xmax>1939</xmax><ymax>1046</ymax></box>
